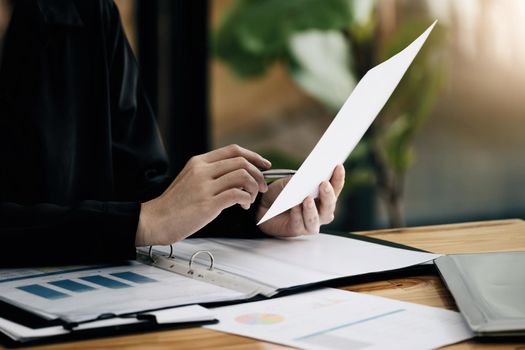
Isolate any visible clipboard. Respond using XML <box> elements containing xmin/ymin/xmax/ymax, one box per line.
<box><xmin>0</xmin><ymin>299</ymin><xmax>217</xmax><ymax>347</ymax></box>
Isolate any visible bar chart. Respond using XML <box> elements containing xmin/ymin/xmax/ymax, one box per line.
<box><xmin>16</xmin><ymin>272</ymin><xmax>158</xmax><ymax>300</ymax></box>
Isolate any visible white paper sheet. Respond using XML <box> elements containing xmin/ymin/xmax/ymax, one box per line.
<box><xmin>164</xmin><ymin>233</ymin><xmax>439</xmax><ymax>290</ymax></box>
<box><xmin>206</xmin><ymin>288</ymin><xmax>473</xmax><ymax>350</ymax></box>
<box><xmin>146</xmin><ymin>305</ymin><xmax>214</xmax><ymax>324</ymax></box>
<box><xmin>258</xmin><ymin>21</ymin><xmax>437</xmax><ymax>224</ymax></box>
<box><xmin>0</xmin><ymin>261</ymin><xmax>241</xmax><ymax>323</ymax></box>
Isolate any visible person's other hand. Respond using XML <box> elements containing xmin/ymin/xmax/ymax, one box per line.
<box><xmin>135</xmin><ymin>144</ymin><xmax>271</xmax><ymax>246</ymax></box>
<box><xmin>257</xmin><ymin>164</ymin><xmax>345</xmax><ymax>237</ymax></box>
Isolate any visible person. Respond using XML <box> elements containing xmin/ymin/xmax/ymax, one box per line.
<box><xmin>0</xmin><ymin>0</ymin><xmax>344</xmax><ymax>266</ymax></box>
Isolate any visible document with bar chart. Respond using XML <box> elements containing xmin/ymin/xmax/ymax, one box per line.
<box><xmin>0</xmin><ymin>261</ymin><xmax>244</xmax><ymax>323</ymax></box>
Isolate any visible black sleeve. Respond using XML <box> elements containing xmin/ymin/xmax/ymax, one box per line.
<box><xmin>0</xmin><ymin>201</ymin><xmax>139</xmax><ymax>266</ymax></box>
<box><xmin>0</xmin><ymin>1</ymin><xmax>264</xmax><ymax>269</ymax></box>
<box><xmin>103</xmin><ymin>0</ymin><xmax>170</xmax><ymax>201</ymax></box>
<box><xmin>0</xmin><ymin>1</ymin><xmax>160</xmax><ymax>266</ymax></box>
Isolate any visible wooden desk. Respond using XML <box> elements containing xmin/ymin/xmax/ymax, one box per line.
<box><xmin>12</xmin><ymin>219</ymin><xmax>525</xmax><ymax>350</ymax></box>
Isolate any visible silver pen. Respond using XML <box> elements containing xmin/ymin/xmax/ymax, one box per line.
<box><xmin>262</xmin><ymin>169</ymin><xmax>297</xmax><ymax>180</ymax></box>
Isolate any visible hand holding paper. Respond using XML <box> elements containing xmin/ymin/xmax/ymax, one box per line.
<box><xmin>258</xmin><ymin>165</ymin><xmax>345</xmax><ymax>237</ymax></box>
<box><xmin>258</xmin><ymin>21</ymin><xmax>437</xmax><ymax>225</ymax></box>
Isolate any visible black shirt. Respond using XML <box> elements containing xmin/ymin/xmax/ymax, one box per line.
<box><xmin>0</xmin><ymin>0</ymin><xmax>262</xmax><ymax>266</ymax></box>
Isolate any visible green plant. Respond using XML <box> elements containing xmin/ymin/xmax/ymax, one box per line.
<box><xmin>214</xmin><ymin>0</ymin><xmax>447</xmax><ymax>228</ymax></box>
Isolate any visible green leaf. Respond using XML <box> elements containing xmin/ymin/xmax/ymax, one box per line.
<box><xmin>381</xmin><ymin>115</ymin><xmax>415</xmax><ymax>174</ymax></box>
<box><xmin>214</xmin><ymin>0</ymin><xmax>355</xmax><ymax>78</ymax></box>
<box><xmin>288</xmin><ymin>30</ymin><xmax>356</xmax><ymax>109</ymax></box>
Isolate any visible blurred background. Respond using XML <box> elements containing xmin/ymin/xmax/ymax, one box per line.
<box><xmin>1</xmin><ymin>0</ymin><xmax>524</xmax><ymax>231</ymax></box>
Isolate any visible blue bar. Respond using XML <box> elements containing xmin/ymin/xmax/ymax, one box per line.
<box><xmin>110</xmin><ymin>271</ymin><xmax>157</xmax><ymax>284</ymax></box>
<box><xmin>18</xmin><ymin>284</ymin><xmax>69</xmax><ymax>300</ymax></box>
<box><xmin>49</xmin><ymin>279</ymin><xmax>96</xmax><ymax>292</ymax></box>
<box><xmin>80</xmin><ymin>275</ymin><xmax>130</xmax><ymax>289</ymax></box>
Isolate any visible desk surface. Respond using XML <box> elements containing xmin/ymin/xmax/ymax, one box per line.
<box><xmin>10</xmin><ymin>219</ymin><xmax>525</xmax><ymax>350</ymax></box>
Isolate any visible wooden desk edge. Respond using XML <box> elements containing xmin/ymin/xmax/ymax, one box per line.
<box><xmin>354</xmin><ymin>218</ymin><xmax>524</xmax><ymax>237</ymax></box>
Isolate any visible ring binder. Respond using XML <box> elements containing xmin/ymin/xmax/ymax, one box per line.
<box><xmin>138</xmin><ymin>246</ymin><xmax>274</xmax><ymax>297</ymax></box>
<box><xmin>148</xmin><ymin>245</ymin><xmax>173</xmax><ymax>262</ymax></box>
<box><xmin>188</xmin><ymin>250</ymin><xmax>214</xmax><ymax>274</ymax></box>
<box><xmin>137</xmin><ymin>232</ymin><xmax>437</xmax><ymax>306</ymax></box>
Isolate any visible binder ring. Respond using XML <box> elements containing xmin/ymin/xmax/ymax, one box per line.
<box><xmin>148</xmin><ymin>245</ymin><xmax>174</xmax><ymax>261</ymax></box>
<box><xmin>188</xmin><ymin>250</ymin><xmax>214</xmax><ymax>273</ymax></box>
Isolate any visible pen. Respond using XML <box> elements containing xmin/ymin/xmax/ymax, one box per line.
<box><xmin>262</xmin><ymin>169</ymin><xmax>297</xmax><ymax>180</ymax></box>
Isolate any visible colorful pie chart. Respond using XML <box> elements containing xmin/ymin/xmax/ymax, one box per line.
<box><xmin>235</xmin><ymin>313</ymin><xmax>284</xmax><ymax>325</ymax></box>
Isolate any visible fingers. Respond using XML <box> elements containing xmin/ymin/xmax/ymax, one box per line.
<box><xmin>302</xmin><ymin>197</ymin><xmax>320</xmax><ymax>234</ymax></box>
<box><xmin>286</xmin><ymin>198</ymin><xmax>319</xmax><ymax>236</ymax></box>
<box><xmin>201</xmin><ymin>144</ymin><xmax>271</xmax><ymax>170</ymax></box>
<box><xmin>261</xmin><ymin>165</ymin><xmax>344</xmax><ymax>238</ymax></box>
<box><xmin>213</xmin><ymin>169</ymin><xmax>260</xmax><ymax>204</ymax></box>
<box><xmin>282</xmin><ymin>189</ymin><xmax>331</xmax><ymax>237</ymax></box>
<box><xmin>213</xmin><ymin>188</ymin><xmax>252</xmax><ymax>210</ymax></box>
<box><xmin>212</xmin><ymin>157</ymin><xmax>267</xmax><ymax>193</ymax></box>
<box><xmin>330</xmin><ymin>164</ymin><xmax>345</xmax><ymax>198</ymax></box>
<box><xmin>312</xmin><ymin>165</ymin><xmax>343</xmax><ymax>225</ymax></box>
<box><xmin>317</xmin><ymin>181</ymin><xmax>336</xmax><ymax>224</ymax></box>
<box><xmin>289</xmin><ymin>205</ymin><xmax>306</xmax><ymax>235</ymax></box>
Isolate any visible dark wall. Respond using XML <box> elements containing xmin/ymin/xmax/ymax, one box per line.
<box><xmin>137</xmin><ymin>0</ymin><xmax>209</xmax><ymax>176</ymax></box>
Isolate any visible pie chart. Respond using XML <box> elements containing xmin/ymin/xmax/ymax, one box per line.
<box><xmin>235</xmin><ymin>313</ymin><xmax>284</xmax><ymax>325</ymax></box>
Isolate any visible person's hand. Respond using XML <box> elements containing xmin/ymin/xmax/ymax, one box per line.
<box><xmin>135</xmin><ymin>144</ymin><xmax>271</xmax><ymax>246</ymax></box>
<box><xmin>257</xmin><ymin>164</ymin><xmax>345</xmax><ymax>237</ymax></box>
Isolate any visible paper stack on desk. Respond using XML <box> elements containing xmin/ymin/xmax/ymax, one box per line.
<box><xmin>206</xmin><ymin>288</ymin><xmax>474</xmax><ymax>350</ymax></box>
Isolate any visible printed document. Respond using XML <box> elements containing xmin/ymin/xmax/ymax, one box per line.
<box><xmin>0</xmin><ymin>262</ymin><xmax>242</xmax><ymax>323</ymax></box>
<box><xmin>206</xmin><ymin>288</ymin><xmax>473</xmax><ymax>350</ymax></box>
